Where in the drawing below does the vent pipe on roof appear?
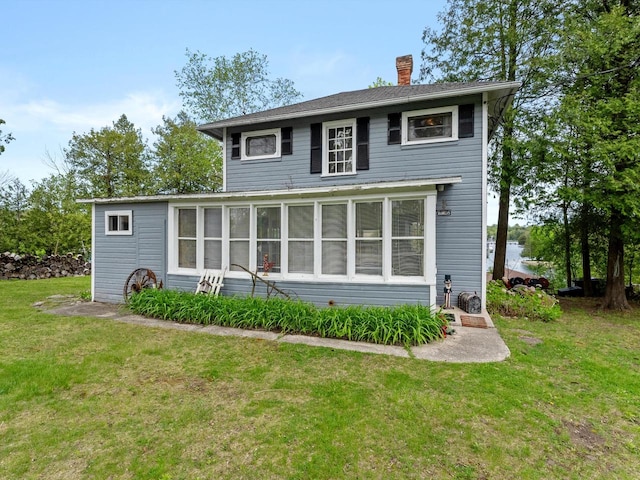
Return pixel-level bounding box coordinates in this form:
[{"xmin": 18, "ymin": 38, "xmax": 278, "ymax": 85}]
[{"xmin": 396, "ymin": 55, "xmax": 413, "ymax": 86}]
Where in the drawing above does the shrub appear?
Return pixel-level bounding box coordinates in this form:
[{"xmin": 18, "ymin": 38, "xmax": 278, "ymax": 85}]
[
  {"xmin": 128, "ymin": 289, "xmax": 447, "ymax": 346},
  {"xmin": 486, "ymin": 280, "xmax": 561, "ymax": 322}
]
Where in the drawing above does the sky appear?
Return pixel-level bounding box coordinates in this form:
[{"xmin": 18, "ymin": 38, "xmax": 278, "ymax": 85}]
[{"xmin": 2, "ymin": 0, "xmax": 502, "ymax": 224}]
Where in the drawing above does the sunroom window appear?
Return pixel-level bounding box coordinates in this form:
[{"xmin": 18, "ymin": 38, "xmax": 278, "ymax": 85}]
[
  {"xmin": 402, "ymin": 106, "xmax": 458, "ymax": 145},
  {"xmin": 178, "ymin": 208, "xmax": 197, "ymax": 269},
  {"xmin": 355, "ymin": 202, "xmax": 383, "ymax": 276},
  {"xmin": 229, "ymin": 207, "xmax": 250, "ymax": 271},
  {"xmin": 256, "ymin": 206, "xmax": 281, "ymax": 273},
  {"xmin": 321, "ymin": 203, "xmax": 348, "ymax": 275},
  {"xmin": 204, "ymin": 207, "xmax": 222, "ymax": 269},
  {"xmin": 288, "ymin": 205, "xmax": 314, "ymax": 274},
  {"xmin": 392, "ymin": 199, "xmax": 424, "ymax": 276}
]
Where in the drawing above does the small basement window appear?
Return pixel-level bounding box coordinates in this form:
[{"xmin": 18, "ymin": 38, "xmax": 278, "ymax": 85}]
[
  {"xmin": 402, "ymin": 106, "xmax": 458, "ymax": 145},
  {"xmin": 241, "ymin": 128, "xmax": 281, "ymax": 160},
  {"xmin": 105, "ymin": 210, "xmax": 132, "ymax": 235}
]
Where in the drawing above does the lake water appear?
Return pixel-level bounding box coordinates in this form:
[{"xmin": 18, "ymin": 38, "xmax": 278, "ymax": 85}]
[{"xmin": 486, "ymin": 241, "xmax": 534, "ymax": 275}]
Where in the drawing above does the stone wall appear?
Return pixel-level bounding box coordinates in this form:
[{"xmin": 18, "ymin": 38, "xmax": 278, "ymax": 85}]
[{"xmin": 0, "ymin": 252, "xmax": 91, "ymax": 280}]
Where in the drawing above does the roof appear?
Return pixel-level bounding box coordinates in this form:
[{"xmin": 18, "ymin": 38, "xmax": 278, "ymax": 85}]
[
  {"xmin": 198, "ymin": 81, "xmax": 520, "ymax": 140},
  {"xmin": 78, "ymin": 176, "xmax": 462, "ymax": 205}
]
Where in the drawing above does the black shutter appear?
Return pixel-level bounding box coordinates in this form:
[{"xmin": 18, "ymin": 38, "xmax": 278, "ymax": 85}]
[
  {"xmin": 281, "ymin": 127, "xmax": 293, "ymax": 155},
  {"xmin": 231, "ymin": 133, "xmax": 241, "ymax": 159},
  {"xmin": 356, "ymin": 117, "xmax": 369, "ymax": 171},
  {"xmin": 458, "ymin": 104, "xmax": 474, "ymax": 138},
  {"xmin": 310, "ymin": 123, "xmax": 322, "ymax": 174},
  {"xmin": 388, "ymin": 113, "xmax": 401, "ymax": 144}
]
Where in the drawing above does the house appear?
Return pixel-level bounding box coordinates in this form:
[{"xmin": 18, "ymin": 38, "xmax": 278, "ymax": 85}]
[{"xmin": 82, "ymin": 56, "xmax": 519, "ymax": 310}]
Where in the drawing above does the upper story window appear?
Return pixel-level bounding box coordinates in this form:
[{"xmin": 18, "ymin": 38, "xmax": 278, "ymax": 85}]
[
  {"xmin": 324, "ymin": 119, "xmax": 356, "ymax": 175},
  {"xmin": 402, "ymin": 106, "xmax": 458, "ymax": 145},
  {"xmin": 241, "ymin": 128, "xmax": 281, "ymax": 160},
  {"xmin": 105, "ymin": 210, "xmax": 132, "ymax": 236}
]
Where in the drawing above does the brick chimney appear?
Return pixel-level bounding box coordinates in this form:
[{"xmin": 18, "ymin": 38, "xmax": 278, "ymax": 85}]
[{"xmin": 396, "ymin": 55, "xmax": 413, "ymax": 86}]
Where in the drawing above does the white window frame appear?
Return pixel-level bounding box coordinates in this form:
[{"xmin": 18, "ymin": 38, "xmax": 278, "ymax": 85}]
[
  {"xmin": 323, "ymin": 119, "xmax": 357, "ymax": 176},
  {"xmin": 402, "ymin": 106, "xmax": 458, "ymax": 145},
  {"xmin": 240, "ymin": 128, "xmax": 281, "ymax": 161},
  {"xmin": 167, "ymin": 192, "xmax": 436, "ymax": 286},
  {"xmin": 104, "ymin": 210, "xmax": 132, "ymax": 236}
]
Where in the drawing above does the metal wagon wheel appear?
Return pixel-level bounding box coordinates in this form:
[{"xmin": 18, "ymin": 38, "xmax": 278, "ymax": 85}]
[{"xmin": 123, "ymin": 268, "xmax": 158, "ymax": 302}]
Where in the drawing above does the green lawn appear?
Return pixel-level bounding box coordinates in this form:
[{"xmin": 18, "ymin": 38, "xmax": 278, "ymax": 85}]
[{"xmin": 1, "ymin": 277, "xmax": 639, "ymax": 479}]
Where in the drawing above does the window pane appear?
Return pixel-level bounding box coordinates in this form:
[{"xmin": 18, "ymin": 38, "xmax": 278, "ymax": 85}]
[
  {"xmin": 178, "ymin": 209, "xmax": 196, "ymax": 237},
  {"xmin": 288, "ymin": 241, "xmax": 314, "ymax": 273},
  {"xmin": 322, "ymin": 241, "xmax": 347, "ymax": 275},
  {"xmin": 288, "ymin": 205, "xmax": 314, "ymax": 238},
  {"xmin": 178, "ymin": 239, "xmax": 196, "ymax": 268},
  {"xmin": 204, "ymin": 208, "xmax": 222, "ymax": 238},
  {"xmin": 230, "ymin": 241, "xmax": 249, "ymax": 270},
  {"xmin": 408, "ymin": 112, "xmax": 452, "ymax": 140},
  {"xmin": 246, "ymin": 134, "xmax": 276, "ymax": 156},
  {"xmin": 108, "ymin": 215, "xmax": 118, "ymax": 232},
  {"xmin": 322, "ymin": 204, "xmax": 347, "ymax": 238},
  {"xmin": 257, "ymin": 206, "xmax": 281, "ymax": 239},
  {"xmin": 119, "ymin": 215, "xmax": 129, "ymax": 231},
  {"xmin": 356, "ymin": 240, "xmax": 382, "ymax": 275},
  {"xmin": 229, "ymin": 207, "xmax": 250, "ymax": 238},
  {"xmin": 392, "ymin": 200, "xmax": 424, "ymax": 237},
  {"xmin": 204, "ymin": 239, "xmax": 222, "ymax": 269},
  {"xmin": 392, "ymin": 239, "xmax": 424, "ymax": 276},
  {"xmin": 356, "ymin": 202, "xmax": 382, "ymax": 237},
  {"xmin": 258, "ymin": 240, "xmax": 280, "ymax": 273}
]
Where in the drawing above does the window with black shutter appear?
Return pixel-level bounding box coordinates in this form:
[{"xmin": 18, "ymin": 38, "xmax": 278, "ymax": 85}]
[
  {"xmin": 231, "ymin": 133, "xmax": 241, "ymax": 159},
  {"xmin": 356, "ymin": 117, "xmax": 369, "ymax": 171},
  {"xmin": 310, "ymin": 123, "xmax": 322, "ymax": 174},
  {"xmin": 281, "ymin": 127, "xmax": 293, "ymax": 155},
  {"xmin": 388, "ymin": 113, "xmax": 401, "ymax": 144},
  {"xmin": 458, "ymin": 104, "xmax": 474, "ymax": 138}
]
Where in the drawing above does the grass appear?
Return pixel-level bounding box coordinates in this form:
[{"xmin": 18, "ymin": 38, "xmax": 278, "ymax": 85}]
[{"xmin": 1, "ymin": 277, "xmax": 639, "ymax": 479}]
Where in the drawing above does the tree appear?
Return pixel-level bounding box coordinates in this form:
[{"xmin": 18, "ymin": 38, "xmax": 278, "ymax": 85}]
[
  {"xmin": 151, "ymin": 111, "xmax": 223, "ymax": 194},
  {"xmin": 369, "ymin": 77, "xmax": 394, "ymax": 88},
  {"xmin": 65, "ymin": 115, "xmax": 151, "ymax": 198},
  {"xmin": 0, "ymin": 177, "xmax": 29, "ymax": 252},
  {"xmin": 421, "ymin": 0, "xmax": 562, "ymax": 281},
  {"xmin": 24, "ymin": 173, "xmax": 91, "ymax": 255},
  {"xmin": 0, "ymin": 118, "xmax": 14, "ymax": 155},
  {"xmin": 175, "ymin": 49, "xmax": 302, "ymax": 123},
  {"xmin": 552, "ymin": 1, "xmax": 640, "ymax": 309}
]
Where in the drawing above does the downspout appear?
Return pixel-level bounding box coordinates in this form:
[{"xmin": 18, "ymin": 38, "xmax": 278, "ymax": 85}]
[
  {"xmin": 222, "ymin": 127, "xmax": 228, "ymax": 192},
  {"xmin": 481, "ymin": 93, "xmax": 489, "ymax": 311}
]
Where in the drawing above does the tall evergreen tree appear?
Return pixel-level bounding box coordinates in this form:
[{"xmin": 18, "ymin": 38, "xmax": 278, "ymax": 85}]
[
  {"xmin": 553, "ymin": 0, "xmax": 640, "ymax": 309},
  {"xmin": 421, "ymin": 0, "xmax": 562, "ymax": 280},
  {"xmin": 65, "ymin": 115, "xmax": 151, "ymax": 198}
]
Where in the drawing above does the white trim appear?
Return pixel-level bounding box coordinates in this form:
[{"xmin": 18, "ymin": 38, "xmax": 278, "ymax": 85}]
[
  {"xmin": 166, "ymin": 192, "xmax": 438, "ymax": 294},
  {"xmin": 80, "ymin": 177, "xmax": 461, "ymax": 204},
  {"xmin": 222, "ymin": 127, "xmax": 227, "ymax": 192},
  {"xmin": 481, "ymin": 93, "xmax": 489, "ymax": 311},
  {"xmin": 240, "ymin": 128, "xmax": 281, "ymax": 161},
  {"xmin": 91, "ymin": 204, "xmax": 96, "ymax": 301},
  {"xmin": 104, "ymin": 210, "xmax": 132, "ymax": 235},
  {"xmin": 322, "ymin": 118, "xmax": 357, "ymax": 176},
  {"xmin": 401, "ymin": 105, "xmax": 458, "ymax": 145}
]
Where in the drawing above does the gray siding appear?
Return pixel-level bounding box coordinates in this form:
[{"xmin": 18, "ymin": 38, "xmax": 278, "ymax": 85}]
[
  {"xmin": 225, "ymin": 94, "xmax": 485, "ymax": 307},
  {"xmin": 94, "ymin": 203, "xmax": 168, "ymax": 303},
  {"xmin": 167, "ymin": 274, "xmax": 431, "ymax": 308}
]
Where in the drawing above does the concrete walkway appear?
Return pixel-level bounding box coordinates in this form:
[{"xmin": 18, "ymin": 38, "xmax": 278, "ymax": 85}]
[{"xmin": 44, "ymin": 299, "xmax": 510, "ymax": 363}]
